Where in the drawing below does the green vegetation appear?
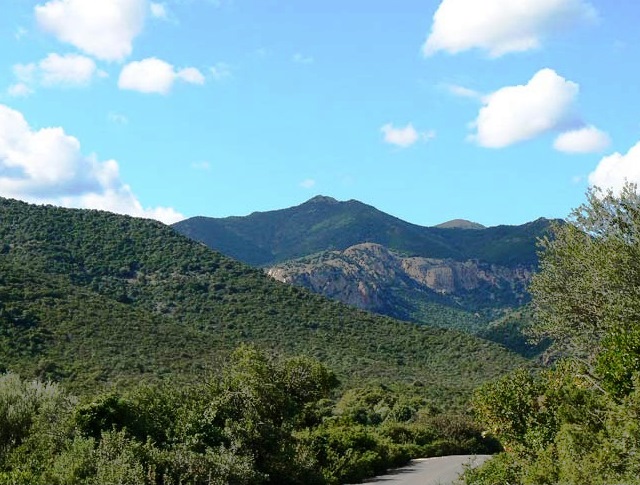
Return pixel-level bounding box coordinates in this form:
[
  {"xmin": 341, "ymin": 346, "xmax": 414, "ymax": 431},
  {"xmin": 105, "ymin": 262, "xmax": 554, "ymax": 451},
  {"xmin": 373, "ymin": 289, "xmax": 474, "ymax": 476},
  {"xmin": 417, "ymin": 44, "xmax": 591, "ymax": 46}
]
[
  {"xmin": 174, "ymin": 196, "xmax": 552, "ymax": 357},
  {"xmin": 0, "ymin": 197, "xmax": 524, "ymax": 404},
  {"xmin": 0, "ymin": 346, "xmax": 500, "ymax": 484},
  {"xmin": 173, "ymin": 195, "xmax": 553, "ymax": 268},
  {"xmin": 464, "ymin": 185, "xmax": 640, "ymax": 484}
]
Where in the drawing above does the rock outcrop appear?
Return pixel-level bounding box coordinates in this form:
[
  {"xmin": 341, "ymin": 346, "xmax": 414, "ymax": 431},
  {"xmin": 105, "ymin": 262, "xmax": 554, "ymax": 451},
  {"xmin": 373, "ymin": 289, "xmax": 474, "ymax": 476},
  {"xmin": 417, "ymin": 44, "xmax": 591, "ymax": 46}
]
[{"xmin": 267, "ymin": 242, "xmax": 532, "ymax": 313}]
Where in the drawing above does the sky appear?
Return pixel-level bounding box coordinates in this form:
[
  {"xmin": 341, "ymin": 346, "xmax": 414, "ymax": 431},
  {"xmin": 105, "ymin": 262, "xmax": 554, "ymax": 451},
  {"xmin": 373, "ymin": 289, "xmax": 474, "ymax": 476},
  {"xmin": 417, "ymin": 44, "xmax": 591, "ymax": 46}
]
[{"xmin": 2, "ymin": 0, "xmax": 640, "ymax": 227}]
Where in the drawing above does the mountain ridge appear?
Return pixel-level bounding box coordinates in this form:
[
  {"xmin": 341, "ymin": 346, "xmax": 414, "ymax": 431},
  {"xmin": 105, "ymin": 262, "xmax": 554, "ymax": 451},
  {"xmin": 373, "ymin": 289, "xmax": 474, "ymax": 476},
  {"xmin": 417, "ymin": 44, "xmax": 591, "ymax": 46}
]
[
  {"xmin": 173, "ymin": 196, "xmax": 556, "ymax": 355},
  {"xmin": 173, "ymin": 195, "xmax": 556, "ymax": 268}
]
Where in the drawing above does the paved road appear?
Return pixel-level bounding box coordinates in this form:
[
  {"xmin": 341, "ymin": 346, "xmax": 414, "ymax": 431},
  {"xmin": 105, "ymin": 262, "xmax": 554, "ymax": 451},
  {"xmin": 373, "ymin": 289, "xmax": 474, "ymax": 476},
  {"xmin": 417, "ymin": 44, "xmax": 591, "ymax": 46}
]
[{"xmin": 354, "ymin": 455, "xmax": 491, "ymax": 485}]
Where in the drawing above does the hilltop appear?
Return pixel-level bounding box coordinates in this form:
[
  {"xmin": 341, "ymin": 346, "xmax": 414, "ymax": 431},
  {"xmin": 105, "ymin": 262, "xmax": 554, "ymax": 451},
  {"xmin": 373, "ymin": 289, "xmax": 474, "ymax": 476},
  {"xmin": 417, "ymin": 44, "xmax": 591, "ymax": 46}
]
[{"xmin": 173, "ymin": 195, "xmax": 553, "ymax": 268}]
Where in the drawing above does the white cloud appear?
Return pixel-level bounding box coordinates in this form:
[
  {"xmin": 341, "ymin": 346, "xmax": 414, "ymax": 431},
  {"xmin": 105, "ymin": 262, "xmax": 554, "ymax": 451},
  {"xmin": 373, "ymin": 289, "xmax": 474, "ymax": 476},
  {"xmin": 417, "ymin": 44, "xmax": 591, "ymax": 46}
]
[
  {"xmin": 39, "ymin": 53, "xmax": 99, "ymax": 86},
  {"xmin": 381, "ymin": 123, "xmax": 434, "ymax": 148},
  {"xmin": 470, "ymin": 68, "xmax": 579, "ymax": 148},
  {"xmin": 9, "ymin": 53, "xmax": 101, "ymax": 94},
  {"xmin": 7, "ymin": 83, "xmax": 33, "ymax": 97},
  {"xmin": 210, "ymin": 62, "xmax": 231, "ymax": 80},
  {"xmin": 0, "ymin": 104, "xmax": 183, "ymax": 224},
  {"xmin": 300, "ymin": 179, "xmax": 316, "ymax": 189},
  {"xmin": 118, "ymin": 58, "xmax": 205, "ymax": 94},
  {"xmin": 554, "ymin": 125, "xmax": 610, "ymax": 154},
  {"xmin": 177, "ymin": 67, "xmax": 205, "ymax": 84},
  {"xmin": 150, "ymin": 2, "xmax": 167, "ymax": 19},
  {"xmin": 35, "ymin": 0, "xmax": 147, "ymax": 61},
  {"xmin": 589, "ymin": 142, "xmax": 640, "ymax": 194},
  {"xmin": 423, "ymin": 0, "xmax": 597, "ymax": 57}
]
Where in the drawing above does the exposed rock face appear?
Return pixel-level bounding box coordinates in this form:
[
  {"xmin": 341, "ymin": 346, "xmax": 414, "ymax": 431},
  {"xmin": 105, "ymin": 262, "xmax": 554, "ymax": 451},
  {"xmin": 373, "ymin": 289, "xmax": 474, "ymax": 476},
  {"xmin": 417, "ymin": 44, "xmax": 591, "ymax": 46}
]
[{"xmin": 267, "ymin": 243, "xmax": 532, "ymax": 312}]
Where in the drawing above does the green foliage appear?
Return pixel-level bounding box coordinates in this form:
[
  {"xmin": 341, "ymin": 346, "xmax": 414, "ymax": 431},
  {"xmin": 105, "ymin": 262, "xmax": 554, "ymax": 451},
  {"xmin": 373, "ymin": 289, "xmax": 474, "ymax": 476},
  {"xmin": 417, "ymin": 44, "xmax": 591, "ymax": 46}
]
[
  {"xmin": 530, "ymin": 185, "xmax": 640, "ymax": 357},
  {"xmin": 0, "ymin": 348, "xmax": 497, "ymax": 485},
  {"xmin": 466, "ymin": 185, "xmax": 640, "ymax": 485},
  {"xmin": 173, "ymin": 195, "xmax": 552, "ymax": 268},
  {"xmin": 175, "ymin": 197, "xmax": 551, "ymax": 355},
  {"xmin": 0, "ymin": 197, "xmax": 525, "ymax": 407}
]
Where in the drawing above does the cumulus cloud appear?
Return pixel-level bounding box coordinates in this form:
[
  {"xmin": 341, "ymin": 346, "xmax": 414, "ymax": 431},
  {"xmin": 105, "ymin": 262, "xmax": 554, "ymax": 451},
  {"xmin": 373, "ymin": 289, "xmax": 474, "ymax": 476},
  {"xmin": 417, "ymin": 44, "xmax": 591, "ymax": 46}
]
[
  {"xmin": 382, "ymin": 124, "xmax": 419, "ymax": 148},
  {"xmin": 35, "ymin": 0, "xmax": 147, "ymax": 61},
  {"xmin": 118, "ymin": 58, "xmax": 205, "ymax": 94},
  {"xmin": 0, "ymin": 104, "xmax": 183, "ymax": 224},
  {"xmin": 300, "ymin": 179, "xmax": 316, "ymax": 189},
  {"xmin": 470, "ymin": 68, "xmax": 579, "ymax": 148},
  {"xmin": 9, "ymin": 53, "xmax": 102, "ymax": 95},
  {"xmin": 554, "ymin": 125, "xmax": 610, "ymax": 154},
  {"xmin": 39, "ymin": 53, "xmax": 100, "ymax": 86},
  {"xmin": 423, "ymin": 0, "xmax": 597, "ymax": 57},
  {"xmin": 381, "ymin": 123, "xmax": 434, "ymax": 148},
  {"xmin": 589, "ymin": 142, "xmax": 640, "ymax": 194},
  {"xmin": 177, "ymin": 67, "xmax": 205, "ymax": 84}
]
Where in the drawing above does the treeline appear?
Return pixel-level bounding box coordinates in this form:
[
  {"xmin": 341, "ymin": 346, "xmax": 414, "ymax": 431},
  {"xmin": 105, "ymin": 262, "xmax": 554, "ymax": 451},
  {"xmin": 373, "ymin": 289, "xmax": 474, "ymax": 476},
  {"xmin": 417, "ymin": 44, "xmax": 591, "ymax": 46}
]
[
  {"xmin": 0, "ymin": 345, "xmax": 499, "ymax": 485},
  {"xmin": 464, "ymin": 186, "xmax": 640, "ymax": 485}
]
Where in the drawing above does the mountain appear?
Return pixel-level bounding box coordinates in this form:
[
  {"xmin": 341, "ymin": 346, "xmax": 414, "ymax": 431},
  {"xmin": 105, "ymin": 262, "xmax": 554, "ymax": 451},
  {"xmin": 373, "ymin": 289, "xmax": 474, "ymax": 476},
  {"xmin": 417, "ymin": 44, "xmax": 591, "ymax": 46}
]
[
  {"xmin": 434, "ymin": 219, "xmax": 486, "ymax": 230},
  {"xmin": 173, "ymin": 196, "xmax": 555, "ymax": 354},
  {"xmin": 0, "ymin": 197, "xmax": 525, "ymax": 405},
  {"xmin": 173, "ymin": 195, "xmax": 553, "ymax": 268}
]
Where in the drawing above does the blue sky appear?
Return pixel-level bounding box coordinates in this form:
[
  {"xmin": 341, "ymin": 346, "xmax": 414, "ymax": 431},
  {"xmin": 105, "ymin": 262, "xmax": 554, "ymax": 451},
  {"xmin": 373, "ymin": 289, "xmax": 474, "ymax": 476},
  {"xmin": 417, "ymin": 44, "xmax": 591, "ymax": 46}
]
[{"xmin": 1, "ymin": 0, "xmax": 640, "ymax": 227}]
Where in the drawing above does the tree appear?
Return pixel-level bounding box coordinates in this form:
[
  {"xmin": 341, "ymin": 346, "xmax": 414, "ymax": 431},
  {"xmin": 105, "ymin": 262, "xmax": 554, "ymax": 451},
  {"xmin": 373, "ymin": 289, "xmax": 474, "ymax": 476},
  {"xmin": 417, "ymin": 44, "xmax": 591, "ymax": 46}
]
[
  {"xmin": 466, "ymin": 185, "xmax": 640, "ymax": 484},
  {"xmin": 530, "ymin": 183, "xmax": 640, "ymax": 363}
]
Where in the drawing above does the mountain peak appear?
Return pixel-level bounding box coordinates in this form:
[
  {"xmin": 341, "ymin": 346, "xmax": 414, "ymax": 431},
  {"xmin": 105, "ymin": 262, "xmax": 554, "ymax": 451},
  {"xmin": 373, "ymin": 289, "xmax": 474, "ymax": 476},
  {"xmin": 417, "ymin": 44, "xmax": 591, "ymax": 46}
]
[
  {"xmin": 434, "ymin": 219, "xmax": 486, "ymax": 230},
  {"xmin": 306, "ymin": 195, "xmax": 339, "ymax": 204}
]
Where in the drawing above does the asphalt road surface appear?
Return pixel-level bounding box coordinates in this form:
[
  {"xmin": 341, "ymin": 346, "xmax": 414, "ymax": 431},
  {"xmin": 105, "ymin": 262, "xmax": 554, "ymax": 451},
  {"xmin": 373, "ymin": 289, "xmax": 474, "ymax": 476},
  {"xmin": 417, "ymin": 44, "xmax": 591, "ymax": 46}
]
[{"xmin": 354, "ymin": 455, "xmax": 492, "ymax": 485}]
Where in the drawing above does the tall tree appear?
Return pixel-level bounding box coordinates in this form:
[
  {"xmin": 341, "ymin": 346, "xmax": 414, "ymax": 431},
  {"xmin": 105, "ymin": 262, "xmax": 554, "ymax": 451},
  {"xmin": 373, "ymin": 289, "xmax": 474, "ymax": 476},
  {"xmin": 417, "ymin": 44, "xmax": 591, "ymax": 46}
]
[{"xmin": 530, "ymin": 183, "xmax": 640, "ymax": 363}]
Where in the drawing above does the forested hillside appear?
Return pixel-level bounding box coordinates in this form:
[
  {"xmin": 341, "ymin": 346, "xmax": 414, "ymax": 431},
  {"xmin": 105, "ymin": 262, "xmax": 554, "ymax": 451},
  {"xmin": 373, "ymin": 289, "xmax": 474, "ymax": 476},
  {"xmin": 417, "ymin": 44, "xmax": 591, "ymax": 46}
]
[
  {"xmin": 173, "ymin": 195, "xmax": 553, "ymax": 267},
  {"xmin": 0, "ymin": 197, "xmax": 524, "ymax": 400},
  {"xmin": 0, "ymin": 197, "xmax": 525, "ymax": 484},
  {"xmin": 174, "ymin": 195, "xmax": 553, "ymax": 355}
]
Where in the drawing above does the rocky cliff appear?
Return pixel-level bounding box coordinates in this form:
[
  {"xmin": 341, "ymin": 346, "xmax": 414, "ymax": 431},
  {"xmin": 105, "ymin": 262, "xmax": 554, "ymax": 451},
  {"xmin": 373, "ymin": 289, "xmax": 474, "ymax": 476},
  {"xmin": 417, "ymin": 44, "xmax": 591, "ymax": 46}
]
[{"xmin": 267, "ymin": 242, "xmax": 532, "ymax": 316}]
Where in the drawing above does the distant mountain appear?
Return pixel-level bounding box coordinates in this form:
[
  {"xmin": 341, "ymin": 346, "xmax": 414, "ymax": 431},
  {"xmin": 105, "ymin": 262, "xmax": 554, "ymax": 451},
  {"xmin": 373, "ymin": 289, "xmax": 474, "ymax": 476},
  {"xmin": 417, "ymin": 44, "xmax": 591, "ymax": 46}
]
[
  {"xmin": 0, "ymin": 198, "xmax": 525, "ymax": 405},
  {"xmin": 173, "ymin": 196, "xmax": 556, "ymax": 355},
  {"xmin": 434, "ymin": 219, "xmax": 486, "ymax": 230},
  {"xmin": 173, "ymin": 195, "xmax": 554, "ymax": 268}
]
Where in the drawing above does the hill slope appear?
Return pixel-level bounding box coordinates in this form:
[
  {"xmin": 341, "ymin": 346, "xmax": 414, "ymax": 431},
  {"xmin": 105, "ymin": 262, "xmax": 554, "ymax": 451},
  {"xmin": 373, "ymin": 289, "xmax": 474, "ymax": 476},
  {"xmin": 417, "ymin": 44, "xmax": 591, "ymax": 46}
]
[
  {"xmin": 0, "ymin": 198, "xmax": 525, "ymax": 404},
  {"xmin": 173, "ymin": 196, "xmax": 554, "ymax": 354}
]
